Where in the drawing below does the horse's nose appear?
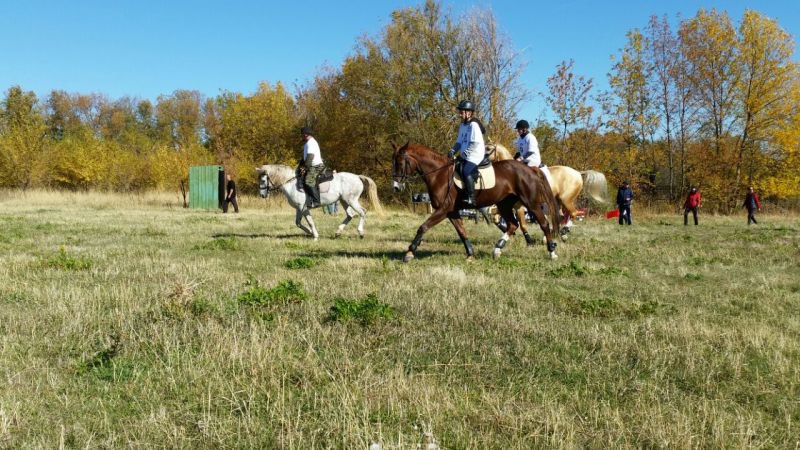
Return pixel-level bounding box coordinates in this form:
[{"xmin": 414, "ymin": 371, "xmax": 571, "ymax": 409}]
[{"xmin": 392, "ymin": 181, "xmax": 402, "ymax": 192}]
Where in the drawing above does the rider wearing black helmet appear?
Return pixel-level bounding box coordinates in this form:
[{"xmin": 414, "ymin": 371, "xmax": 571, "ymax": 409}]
[
  {"xmin": 513, "ymin": 119, "xmax": 541, "ymax": 168},
  {"xmin": 448, "ymin": 100, "xmax": 485, "ymax": 207},
  {"xmin": 300, "ymin": 127, "xmax": 325, "ymax": 208}
]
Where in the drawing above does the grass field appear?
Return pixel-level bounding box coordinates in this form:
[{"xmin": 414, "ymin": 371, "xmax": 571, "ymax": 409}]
[{"xmin": 0, "ymin": 190, "xmax": 798, "ymax": 449}]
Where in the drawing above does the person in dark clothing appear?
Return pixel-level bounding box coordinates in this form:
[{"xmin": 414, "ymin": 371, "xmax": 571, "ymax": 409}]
[
  {"xmin": 223, "ymin": 174, "xmax": 239, "ymax": 213},
  {"xmin": 683, "ymin": 186, "xmax": 701, "ymax": 225},
  {"xmin": 616, "ymin": 181, "xmax": 633, "ymax": 225},
  {"xmin": 743, "ymin": 186, "xmax": 761, "ymax": 225}
]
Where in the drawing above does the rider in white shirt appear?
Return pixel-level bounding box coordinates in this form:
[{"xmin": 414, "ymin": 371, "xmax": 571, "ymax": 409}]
[
  {"xmin": 513, "ymin": 120, "xmax": 541, "ymax": 167},
  {"xmin": 448, "ymin": 100, "xmax": 485, "ymax": 207},
  {"xmin": 300, "ymin": 127, "xmax": 325, "ymax": 207}
]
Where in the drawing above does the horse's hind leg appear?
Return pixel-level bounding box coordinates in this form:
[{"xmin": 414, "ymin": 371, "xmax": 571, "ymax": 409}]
[
  {"xmin": 344, "ymin": 198, "xmax": 368, "ymax": 239},
  {"xmin": 335, "ymin": 199, "xmax": 354, "ymax": 238},
  {"xmin": 515, "ymin": 203, "xmax": 536, "ymax": 246}
]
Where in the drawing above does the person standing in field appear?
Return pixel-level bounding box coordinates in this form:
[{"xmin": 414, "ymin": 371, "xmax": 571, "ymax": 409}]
[
  {"xmin": 616, "ymin": 180, "xmax": 633, "ymax": 225},
  {"xmin": 683, "ymin": 185, "xmax": 701, "ymax": 225},
  {"xmin": 743, "ymin": 186, "xmax": 761, "ymax": 225},
  {"xmin": 223, "ymin": 173, "xmax": 239, "ymax": 213}
]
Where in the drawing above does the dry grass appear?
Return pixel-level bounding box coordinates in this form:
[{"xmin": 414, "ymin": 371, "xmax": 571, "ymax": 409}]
[{"xmin": 0, "ymin": 190, "xmax": 798, "ymax": 448}]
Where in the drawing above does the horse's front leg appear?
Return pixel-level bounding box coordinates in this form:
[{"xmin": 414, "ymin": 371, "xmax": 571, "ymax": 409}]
[
  {"xmin": 303, "ymin": 210, "xmax": 320, "ymax": 241},
  {"xmin": 404, "ymin": 209, "xmax": 449, "ymax": 263},
  {"xmin": 295, "ymin": 209, "xmax": 314, "ymax": 238},
  {"xmin": 448, "ymin": 213, "xmax": 474, "ymax": 261}
]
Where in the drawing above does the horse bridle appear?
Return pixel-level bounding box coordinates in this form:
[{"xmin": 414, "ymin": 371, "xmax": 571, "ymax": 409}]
[
  {"xmin": 393, "ymin": 152, "xmax": 454, "ymax": 184},
  {"xmin": 259, "ymin": 172, "xmax": 297, "ymax": 194}
]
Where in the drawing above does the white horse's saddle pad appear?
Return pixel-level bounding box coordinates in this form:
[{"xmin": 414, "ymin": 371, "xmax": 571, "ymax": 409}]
[
  {"xmin": 454, "ymin": 166, "xmax": 496, "ymax": 190},
  {"xmin": 319, "ymin": 180, "xmax": 331, "ymax": 193}
]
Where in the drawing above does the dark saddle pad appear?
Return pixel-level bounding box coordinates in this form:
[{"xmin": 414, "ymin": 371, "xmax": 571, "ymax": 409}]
[{"xmin": 317, "ymin": 167, "xmax": 335, "ymax": 184}]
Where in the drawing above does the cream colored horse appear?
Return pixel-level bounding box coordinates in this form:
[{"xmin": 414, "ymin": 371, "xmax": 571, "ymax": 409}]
[{"xmin": 488, "ymin": 144, "xmax": 609, "ymax": 242}]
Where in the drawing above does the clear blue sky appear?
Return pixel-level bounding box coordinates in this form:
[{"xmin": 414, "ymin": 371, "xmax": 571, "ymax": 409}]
[{"xmin": 1, "ymin": 0, "xmax": 798, "ymax": 123}]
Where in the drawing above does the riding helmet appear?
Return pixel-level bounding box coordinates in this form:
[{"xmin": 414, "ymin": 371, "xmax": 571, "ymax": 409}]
[
  {"xmin": 456, "ymin": 100, "xmax": 475, "ymax": 111},
  {"xmin": 515, "ymin": 120, "xmax": 530, "ymax": 130},
  {"xmin": 300, "ymin": 126, "xmax": 313, "ymax": 135}
]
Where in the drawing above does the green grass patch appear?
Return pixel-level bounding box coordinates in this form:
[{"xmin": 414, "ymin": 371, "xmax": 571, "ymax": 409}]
[
  {"xmin": 549, "ymin": 260, "xmax": 590, "ymax": 277},
  {"xmin": 42, "ymin": 247, "xmax": 93, "ymax": 270},
  {"xmin": 237, "ymin": 277, "xmax": 308, "ymax": 306},
  {"xmin": 285, "ymin": 256, "xmax": 318, "ymax": 269},
  {"xmin": 328, "ymin": 292, "xmax": 396, "ymax": 326}
]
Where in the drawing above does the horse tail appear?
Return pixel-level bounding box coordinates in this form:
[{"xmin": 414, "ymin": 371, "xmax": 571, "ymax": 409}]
[
  {"xmin": 581, "ymin": 170, "xmax": 611, "ymax": 204},
  {"xmin": 542, "ymin": 175, "xmax": 561, "ymax": 238},
  {"xmin": 358, "ymin": 175, "xmax": 386, "ymax": 218}
]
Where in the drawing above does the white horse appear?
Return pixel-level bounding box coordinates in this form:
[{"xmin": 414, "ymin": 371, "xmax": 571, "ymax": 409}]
[{"xmin": 256, "ymin": 164, "xmax": 384, "ymax": 240}]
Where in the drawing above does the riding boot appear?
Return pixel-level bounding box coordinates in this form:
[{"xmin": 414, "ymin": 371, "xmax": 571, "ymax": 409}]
[
  {"xmin": 307, "ymin": 185, "xmax": 320, "ymax": 208},
  {"xmin": 462, "ymin": 173, "xmax": 476, "ymax": 207}
]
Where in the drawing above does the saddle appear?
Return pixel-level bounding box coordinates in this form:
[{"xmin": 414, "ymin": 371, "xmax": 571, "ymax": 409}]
[
  {"xmin": 454, "ymin": 155, "xmax": 496, "ymax": 190},
  {"xmin": 300, "ymin": 166, "xmax": 335, "ymax": 194}
]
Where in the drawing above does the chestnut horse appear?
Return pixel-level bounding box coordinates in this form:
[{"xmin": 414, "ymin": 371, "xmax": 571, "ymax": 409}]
[
  {"xmin": 392, "ymin": 142, "xmax": 560, "ymax": 262},
  {"xmin": 488, "ymin": 143, "xmax": 610, "ymax": 242}
]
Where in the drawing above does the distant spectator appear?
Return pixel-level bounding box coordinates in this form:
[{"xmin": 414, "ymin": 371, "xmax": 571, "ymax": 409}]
[
  {"xmin": 743, "ymin": 186, "xmax": 761, "ymax": 225},
  {"xmin": 223, "ymin": 174, "xmax": 239, "ymax": 213},
  {"xmin": 616, "ymin": 180, "xmax": 633, "ymax": 225},
  {"xmin": 683, "ymin": 186, "xmax": 701, "ymax": 226}
]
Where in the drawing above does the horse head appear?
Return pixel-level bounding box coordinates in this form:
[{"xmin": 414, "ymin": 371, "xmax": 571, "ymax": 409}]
[
  {"xmin": 391, "ymin": 141, "xmax": 413, "ymax": 192},
  {"xmin": 255, "ymin": 166, "xmax": 269, "ymax": 198}
]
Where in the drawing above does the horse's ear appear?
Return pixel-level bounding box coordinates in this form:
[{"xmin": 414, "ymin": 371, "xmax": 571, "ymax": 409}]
[{"xmin": 389, "ymin": 140, "xmax": 398, "ymax": 152}]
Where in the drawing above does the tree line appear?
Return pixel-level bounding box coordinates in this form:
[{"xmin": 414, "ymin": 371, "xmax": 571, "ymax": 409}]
[{"xmin": 1, "ymin": 1, "xmax": 798, "ymax": 211}]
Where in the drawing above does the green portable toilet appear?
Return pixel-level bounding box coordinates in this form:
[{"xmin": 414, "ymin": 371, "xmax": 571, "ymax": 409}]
[{"xmin": 189, "ymin": 165, "xmax": 225, "ymax": 209}]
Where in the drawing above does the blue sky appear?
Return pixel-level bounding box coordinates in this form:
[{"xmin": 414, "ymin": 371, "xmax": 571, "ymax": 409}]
[{"xmin": 1, "ymin": 0, "xmax": 798, "ymax": 123}]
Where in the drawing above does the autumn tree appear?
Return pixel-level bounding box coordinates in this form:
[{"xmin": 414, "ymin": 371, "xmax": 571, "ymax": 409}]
[
  {"xmin": 0, "ymin": 86, "xmax": 48, "ymax": 189},
  {"xmin": 545, "ymin": 59, "xmax": 594, "ymax": 145}
]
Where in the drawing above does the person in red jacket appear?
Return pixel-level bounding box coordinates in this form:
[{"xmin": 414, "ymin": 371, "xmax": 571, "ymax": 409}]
[
  {"xmin": 743, "ymin": 186, "xmax": 761, "ymax": 225},
  {"xmin": 683, "ymin": 186, "xmax": 701, "ymax": 225}
]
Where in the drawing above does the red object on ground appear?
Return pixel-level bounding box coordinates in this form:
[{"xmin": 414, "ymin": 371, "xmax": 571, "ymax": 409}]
[{"xmin": 606, "ymin": 209, "xmax": 620, "ymax": 219}]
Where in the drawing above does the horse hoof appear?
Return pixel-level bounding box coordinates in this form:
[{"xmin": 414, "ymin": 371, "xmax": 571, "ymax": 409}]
[
  {"xmin": 403, "ymin": 252, "xmax": 415, "ymax": 263},
  {"xmin": 492, "ymin": 249, "xmax": 502, "ymax": 259},
  {"xmin": 466, "ymin": 255, "xmax": 475, "ymax": 262},
  {"xmin": 359, "ymin": 234, "xmax": 365, "ymax": 239},
  {"xmin": 334, "ymin": 232, "xmax": 341, "ymax": 239},
  {"xmin": 549, "ymin": 253, "xmax": 558, "ymax": 260},
  {"xmin": 561, "ymin": 234, "xmax": 569, "ymax": 242}
]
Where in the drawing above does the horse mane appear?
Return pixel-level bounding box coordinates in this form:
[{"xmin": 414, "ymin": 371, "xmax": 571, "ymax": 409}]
[
  {"xmin": 404, "ymin": 142, "xmax": 449, "ymax": 163},
  {"xmin": 258, "ymin": 164, "xmax": 295, "ymax": 186},
  {"xmin": 489, "ymin": 143, "xmax": 514, "ymax": 161}
]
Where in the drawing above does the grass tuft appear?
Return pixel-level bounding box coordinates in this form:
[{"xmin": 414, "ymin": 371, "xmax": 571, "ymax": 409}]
[
  {"xmin": 328, "ymin": 292, "xmax": 396, "ymax": 326},
  {"xmin": 42, "ymin": 247, "xmax": 93, "ymax": 270},
  {"xmin": 237, "ymin": 277, "xmax": 308, "ymax": 306},
  {"xmin": 285, "ymin": 256, "xmax": 318, "ymax": 269}
]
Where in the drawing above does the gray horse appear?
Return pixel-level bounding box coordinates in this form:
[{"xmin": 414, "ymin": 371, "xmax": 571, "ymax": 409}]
[{"xmin": 256, "ymin": 164, "xmax": 384, "ymax": 240}]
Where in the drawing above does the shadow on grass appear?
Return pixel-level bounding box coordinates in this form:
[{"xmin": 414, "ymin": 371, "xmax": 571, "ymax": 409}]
[{"xmin": 211, "ymin": 232, "xmax": 303, "ymax": 239}]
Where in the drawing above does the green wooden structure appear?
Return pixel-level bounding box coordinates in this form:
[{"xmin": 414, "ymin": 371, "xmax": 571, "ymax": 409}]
[{"xmin": 189, "ymin": 165, "xmax": 225, "ymax": 209}]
